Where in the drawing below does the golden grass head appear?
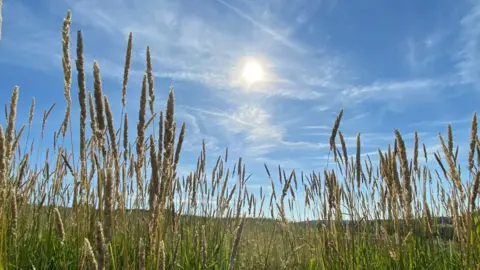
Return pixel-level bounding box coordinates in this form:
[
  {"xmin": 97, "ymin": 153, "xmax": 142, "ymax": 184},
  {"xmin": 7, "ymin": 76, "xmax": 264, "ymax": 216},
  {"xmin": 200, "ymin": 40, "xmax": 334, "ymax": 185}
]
[{"xmin": 329, "ymin": 109, "xmax": 343, "ymax": 151}]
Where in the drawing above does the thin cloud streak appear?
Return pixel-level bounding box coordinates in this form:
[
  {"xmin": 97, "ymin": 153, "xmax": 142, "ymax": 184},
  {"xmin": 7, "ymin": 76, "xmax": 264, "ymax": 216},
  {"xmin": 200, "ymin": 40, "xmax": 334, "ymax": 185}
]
[
  {"xmin": 457, "ymin": 0, "xmax": 480, "ymax": 86},
  {"xmin": 214, "ymin": 0, "xmax": 308, "ymax": 54}
]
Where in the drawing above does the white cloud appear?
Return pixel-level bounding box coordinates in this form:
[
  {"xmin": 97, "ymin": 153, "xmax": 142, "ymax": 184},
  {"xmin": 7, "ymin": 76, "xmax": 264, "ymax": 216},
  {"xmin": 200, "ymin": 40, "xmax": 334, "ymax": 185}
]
[
  {"xmin": 184, "ymin": 105, "xmax": 328, "ymax": 161},
  {"xmin": 404, "ymin": 30, "xmax": 447, "ymax": 74},
  {"xmin": 341, "ymin": 77, "xmax": 461, "ymax": 104},
  {"xmin": 214, "ymin": 0, "xmax": 307, "ymax": 54},
  {"xmin": 405, "ymin": 38, "xmax": 423, "ymax": 72},
  {"xmin": 301, "ymin": 125, "xmax": 331, "ymax": 130},
  {"xmin": 175, "ymin": 108, "xmax": 223, "ymax": 155},
  {"xmin": 224, "ymin": 105, "xmax": 284, "ymax": 142},
  {"xmin": 313, "ymin": 105, "xmax": 330, "ymax": 112},
  {"xmin": 457, "ymin": 1, "xmax": 480, "ymax": 85},
  {"xmin": 0, "ymin": 1, "xmax": 61, "ymax": 69},
  {"xmin": 185, "ymin": 105, "xmax": 283, "ymax": 144},
  {"xmin": 408, "ymin": 117, "xmax": 473, "ymax": 128}
]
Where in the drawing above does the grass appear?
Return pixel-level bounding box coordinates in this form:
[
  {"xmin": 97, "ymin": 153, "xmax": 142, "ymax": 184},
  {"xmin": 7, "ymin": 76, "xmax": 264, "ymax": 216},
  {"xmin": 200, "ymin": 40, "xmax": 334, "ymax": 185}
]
[{"xmin": 1, "ymin": 10, "xmax": 480, "ymax": 269}]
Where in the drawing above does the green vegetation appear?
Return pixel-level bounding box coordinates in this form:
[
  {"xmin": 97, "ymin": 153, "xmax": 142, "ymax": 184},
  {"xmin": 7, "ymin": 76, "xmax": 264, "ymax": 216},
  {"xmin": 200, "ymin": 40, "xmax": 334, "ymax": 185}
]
[{"xmin": 1, "ymin": 11, "xmax": 480, "ymax": 269}]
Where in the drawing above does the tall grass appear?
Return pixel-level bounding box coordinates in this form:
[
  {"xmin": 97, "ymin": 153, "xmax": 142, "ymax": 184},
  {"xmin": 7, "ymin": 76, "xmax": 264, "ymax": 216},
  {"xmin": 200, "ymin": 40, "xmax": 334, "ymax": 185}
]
[{"xmin": 1, "ymin": 11, "xmax": 480, "ymax": 269}]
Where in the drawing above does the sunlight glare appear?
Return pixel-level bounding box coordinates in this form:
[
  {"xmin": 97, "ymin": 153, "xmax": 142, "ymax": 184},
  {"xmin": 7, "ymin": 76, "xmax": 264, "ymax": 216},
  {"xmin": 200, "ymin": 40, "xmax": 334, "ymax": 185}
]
[{"xmin": 241, "ymin": 60, "xmax": 265, "ymax": 84}]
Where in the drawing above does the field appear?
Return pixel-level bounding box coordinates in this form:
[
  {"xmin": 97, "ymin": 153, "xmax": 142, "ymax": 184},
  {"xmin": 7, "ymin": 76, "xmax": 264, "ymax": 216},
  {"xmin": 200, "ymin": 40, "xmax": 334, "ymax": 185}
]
[{"xmin": 1, "ymin": 11, "xmax": 480, "ymax": 269}]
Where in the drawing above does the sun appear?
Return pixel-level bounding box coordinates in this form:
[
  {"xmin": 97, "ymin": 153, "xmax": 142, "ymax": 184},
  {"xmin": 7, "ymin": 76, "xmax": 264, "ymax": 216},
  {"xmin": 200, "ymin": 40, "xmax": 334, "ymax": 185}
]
[{"xmin": 241, "ymin": 60, "xmax": 265, "ymax": 84}]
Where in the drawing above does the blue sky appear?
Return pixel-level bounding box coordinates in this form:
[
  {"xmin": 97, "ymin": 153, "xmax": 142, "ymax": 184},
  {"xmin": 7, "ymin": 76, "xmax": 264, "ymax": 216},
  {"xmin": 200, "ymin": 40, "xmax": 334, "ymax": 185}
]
[{"xmin": 1, "ymin": 0, "xmax": 480, "ymax": 196}]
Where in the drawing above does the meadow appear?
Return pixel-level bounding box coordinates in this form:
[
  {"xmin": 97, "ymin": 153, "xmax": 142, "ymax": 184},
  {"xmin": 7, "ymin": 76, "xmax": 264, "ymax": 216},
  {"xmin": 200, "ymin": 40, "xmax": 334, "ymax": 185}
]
[{"xmin": 1, "ymin": 11, "xmax": 480, "ymax": 269}]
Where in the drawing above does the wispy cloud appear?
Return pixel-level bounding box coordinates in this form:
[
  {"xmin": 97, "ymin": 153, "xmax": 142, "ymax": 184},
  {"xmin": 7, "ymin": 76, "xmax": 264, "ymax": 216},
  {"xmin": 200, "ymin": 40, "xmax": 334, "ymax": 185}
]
[
  {"xmin": 409, "ymin": 117, "xmax": 472, "ymax": 128},
  {"xmin": 341, "ymin": 77, "xmax": 460, "ymax": 103},
  {"xmin": 5, "ymin": 0, "xmax": 350, "ymax": 102},
  {"xmin": 183, "ymin": 105, "xmax": 328, "ymax": 159},
  {"xmin": 214, "ymin": 0, "xmax": 307, "ymax": 54},
  {"xmin": 2, "ymin": 0, "xmax": 479, "ymax": 180},
  {"xmin": 301, "ymin": 125, "xmax": 331, "ymax": 130},
  {"xmin": 0, "ymin": 1, "xmax": 61, "ymax": 70},
  {"xmin": 404, "ymin": 30, "xmax": 448, "ymax": 74},
  {"xmin": 458, "ymin": 0, "xmax": 480, "ymax": 85}
]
